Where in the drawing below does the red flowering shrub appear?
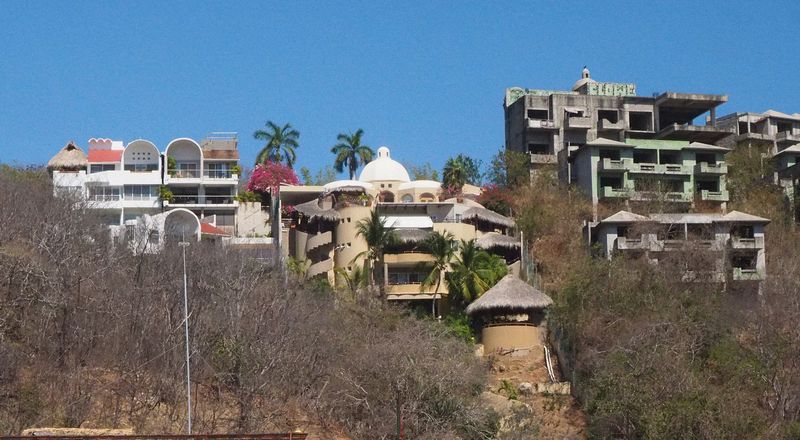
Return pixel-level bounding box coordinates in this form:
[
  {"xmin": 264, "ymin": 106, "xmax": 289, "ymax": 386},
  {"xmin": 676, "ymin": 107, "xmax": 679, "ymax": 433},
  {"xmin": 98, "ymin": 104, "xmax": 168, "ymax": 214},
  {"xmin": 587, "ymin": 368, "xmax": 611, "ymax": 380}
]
[
  {"xmin": 247, "ymin": 161, "xmax": 300, "ymax": 194},
  {"xmin": 477, "ymin": 183, "xmax": 514, "ymax": 215}
]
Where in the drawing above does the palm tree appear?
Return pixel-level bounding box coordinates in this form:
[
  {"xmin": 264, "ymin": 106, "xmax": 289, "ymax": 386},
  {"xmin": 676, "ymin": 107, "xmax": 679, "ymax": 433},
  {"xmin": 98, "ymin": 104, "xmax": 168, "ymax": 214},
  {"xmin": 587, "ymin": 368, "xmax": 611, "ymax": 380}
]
[
  {"xmin": 419, "ymin": 231, "xmax": 456, "ymax": 318},
  {"xmin": 442, "ymin": 158, "xmax": 467, "ymax": 193},
  {"xmin": 354, "ymin": 209, "xmax": 398, "ymax": 300},
  {"xmin": 331, "ymin": 129, "xmax": 374, "ymax": 179},
  {"xmin": 446, "ymin": 239, "xmax": 508, "ymax": 306},
  {"xmin": 253, "ymin": 121, "xmax": 300, "ymax": 167},
  {"xmin": 334, "ymin": 265, "xmax": 369, "ymax": 300}
]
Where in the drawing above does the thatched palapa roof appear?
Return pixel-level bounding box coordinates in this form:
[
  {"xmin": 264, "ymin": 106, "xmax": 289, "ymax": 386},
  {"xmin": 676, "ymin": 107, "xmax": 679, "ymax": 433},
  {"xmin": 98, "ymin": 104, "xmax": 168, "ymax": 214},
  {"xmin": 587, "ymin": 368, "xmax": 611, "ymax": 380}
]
[
  {"xmin": 476, "ymin": 232, "xmax": 520, "ymax": 250},
  {"xmin": 47, "ymin": 141, "xmax": 87, "ymax": 171},
  {"xmin": 294, "ymin": 199, "xmax": 340, "ymax": 222},
  {"xmin": 462, "ymin": 207, "xmax": 515, "ymax": 228},
  {"xmin": 465, "ymin": 275, "xmax": 553, "ymax": 316}
]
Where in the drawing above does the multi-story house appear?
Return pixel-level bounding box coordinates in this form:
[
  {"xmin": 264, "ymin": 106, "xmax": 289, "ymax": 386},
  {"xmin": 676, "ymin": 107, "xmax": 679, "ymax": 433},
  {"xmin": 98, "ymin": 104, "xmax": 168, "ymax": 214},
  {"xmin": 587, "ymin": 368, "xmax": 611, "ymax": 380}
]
[
  {"xmin": 504, "ymin": 68, "xmax": 731, "ymax": 176},
  {"xmin": 279, "ymin": 147, "xmax": 520, "ymax": 304},
  {"xmin": 588, "ymin": 210, "xmax": 769, "ymax": 282},
  {"xmin": 48, "ymin": 134, "xmax": 248, "ymax": 239},
  {"xmin": 570, "ymin": 138, "xmax": 730, "ymax": 213}
]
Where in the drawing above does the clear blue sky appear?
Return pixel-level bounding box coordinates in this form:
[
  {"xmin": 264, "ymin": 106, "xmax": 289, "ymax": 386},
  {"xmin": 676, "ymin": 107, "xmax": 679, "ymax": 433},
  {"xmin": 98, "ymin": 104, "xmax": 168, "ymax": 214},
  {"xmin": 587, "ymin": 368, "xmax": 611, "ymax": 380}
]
[{"xmin": 1, "ymin": 1, "xmax": 799, "ymax": 177}]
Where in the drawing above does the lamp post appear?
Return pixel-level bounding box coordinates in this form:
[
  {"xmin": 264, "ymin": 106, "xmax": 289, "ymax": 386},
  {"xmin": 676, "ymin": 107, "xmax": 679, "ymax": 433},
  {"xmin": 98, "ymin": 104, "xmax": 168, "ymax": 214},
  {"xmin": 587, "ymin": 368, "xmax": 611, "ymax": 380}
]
[{"xmin": 178, "ymin": 234, "xmax": 192, "ymax": 434}]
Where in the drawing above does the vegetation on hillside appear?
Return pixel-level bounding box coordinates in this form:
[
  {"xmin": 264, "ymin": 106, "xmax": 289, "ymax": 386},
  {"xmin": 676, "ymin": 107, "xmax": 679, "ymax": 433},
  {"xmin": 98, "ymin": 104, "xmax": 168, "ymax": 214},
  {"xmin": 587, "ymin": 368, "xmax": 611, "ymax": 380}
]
[{"xmin": 0, "ymin": 168, "xmax": 500, "ymax": 439}]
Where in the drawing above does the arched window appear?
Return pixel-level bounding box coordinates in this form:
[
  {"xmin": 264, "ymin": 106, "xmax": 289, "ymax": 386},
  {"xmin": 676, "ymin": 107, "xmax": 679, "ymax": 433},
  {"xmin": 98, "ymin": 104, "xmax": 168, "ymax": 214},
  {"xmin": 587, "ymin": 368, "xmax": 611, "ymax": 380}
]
[
  {"xmin": 419, "ymin": 192, "xmax": 435, "ymax": 202},
  {"xmin": 379, "ymin": 191, "xmax": 395, "ymax": 203},
  {"xmin": 401, "ymin": 194, "xmax": 414, "ymax": 203}
]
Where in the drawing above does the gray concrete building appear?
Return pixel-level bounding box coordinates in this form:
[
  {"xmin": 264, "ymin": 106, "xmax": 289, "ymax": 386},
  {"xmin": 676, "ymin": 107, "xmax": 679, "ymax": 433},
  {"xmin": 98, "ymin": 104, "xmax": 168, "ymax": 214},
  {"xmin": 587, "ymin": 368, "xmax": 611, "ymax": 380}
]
[{"xmin": 503, "ymin": 68, "xmax": 731, "ymax": 178}]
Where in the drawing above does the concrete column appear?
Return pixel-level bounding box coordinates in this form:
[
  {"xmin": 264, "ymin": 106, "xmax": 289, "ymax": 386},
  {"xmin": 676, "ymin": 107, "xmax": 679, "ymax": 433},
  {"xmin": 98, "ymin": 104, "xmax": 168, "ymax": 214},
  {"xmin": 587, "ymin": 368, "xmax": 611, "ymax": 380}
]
[
  {"xmin": 383, "ymin": 262, "xmax": 389, "ymax": 286},
  {"xmin": 710, "ymin": 108, "xmax": 716, "ymax": 126}
]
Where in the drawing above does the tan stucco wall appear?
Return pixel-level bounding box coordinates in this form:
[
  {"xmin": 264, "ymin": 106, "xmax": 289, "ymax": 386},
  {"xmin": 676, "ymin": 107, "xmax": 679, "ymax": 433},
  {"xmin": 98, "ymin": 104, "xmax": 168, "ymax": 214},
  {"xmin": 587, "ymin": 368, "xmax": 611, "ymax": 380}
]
[
  {"xmin": 481, "ymin": 324, "xmax": 543, "ymax": 354},
  {"xmin": 334, "ymin": 205, "xmax": 371, "ymax": 269},
  {"xmin": 236, "ymin": 202, "xmax": 269, "ymax": 236},
  {"xmin": 434, "ymin": 222, "xmax": 477, "ymax": 241}
]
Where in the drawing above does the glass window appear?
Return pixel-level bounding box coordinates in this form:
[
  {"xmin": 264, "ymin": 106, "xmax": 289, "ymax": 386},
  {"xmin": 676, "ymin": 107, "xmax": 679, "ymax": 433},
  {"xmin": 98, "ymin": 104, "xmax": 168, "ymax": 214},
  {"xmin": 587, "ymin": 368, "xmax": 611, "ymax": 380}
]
[
  {"xmin": 88, "ymin": 186, "xmax": 120, "ymax": 201},
  {"xmin": 90, "ymin": 164, "xmax": 116, "ymax": 173},
  {"xmin": 124, "ymin": 185, "xmax": 157, "ymax": 200}
]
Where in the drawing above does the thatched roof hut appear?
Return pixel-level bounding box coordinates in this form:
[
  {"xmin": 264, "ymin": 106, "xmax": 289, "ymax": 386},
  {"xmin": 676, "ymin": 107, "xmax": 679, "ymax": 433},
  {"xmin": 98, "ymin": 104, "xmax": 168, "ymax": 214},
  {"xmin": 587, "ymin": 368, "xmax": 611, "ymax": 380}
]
[
  {"xmin": 462, "ymin": 207, "xmax": 515, "ymax": 228},
  {"xmin": 476, "ymin": 232, "xmax": 520, "ymax": 250},
  {"xmin": 47, "ymin": 141, "xmax": 87, "ymax": 171},
  {"xmin": 465, "ymin": 274, "xmax": 552, "ymax": 316},
  {"xmin": 294, "ymin": 199, "xmax": 340, "ymax": 222}
]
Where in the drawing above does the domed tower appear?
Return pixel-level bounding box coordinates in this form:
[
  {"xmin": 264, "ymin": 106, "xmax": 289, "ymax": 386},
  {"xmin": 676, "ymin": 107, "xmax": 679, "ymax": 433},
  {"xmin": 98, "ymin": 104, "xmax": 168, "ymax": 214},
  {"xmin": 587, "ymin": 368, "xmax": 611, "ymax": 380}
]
[
  {"xmin": 571, "ymin": 65, "xmax": 597, "ymax": 93},
  {"xmin": 358, "ymin": 146, "xmax": 411, "ymax": 202}
]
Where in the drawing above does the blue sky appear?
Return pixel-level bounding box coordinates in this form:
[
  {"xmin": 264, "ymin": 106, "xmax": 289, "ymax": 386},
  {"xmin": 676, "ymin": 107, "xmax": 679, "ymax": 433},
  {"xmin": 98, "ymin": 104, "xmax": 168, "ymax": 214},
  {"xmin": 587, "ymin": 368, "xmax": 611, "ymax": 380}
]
[{"xmin": 1, "ymin": 1, "xmax": 799, "ymax": 178}]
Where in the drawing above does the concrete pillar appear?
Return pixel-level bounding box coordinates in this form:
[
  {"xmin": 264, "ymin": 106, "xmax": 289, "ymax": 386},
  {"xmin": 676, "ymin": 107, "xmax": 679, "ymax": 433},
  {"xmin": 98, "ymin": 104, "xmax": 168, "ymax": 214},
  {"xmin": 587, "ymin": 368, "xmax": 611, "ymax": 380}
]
[{"xmin": 710, "ymin": 107, "xmax": 716, "ymax": 126}]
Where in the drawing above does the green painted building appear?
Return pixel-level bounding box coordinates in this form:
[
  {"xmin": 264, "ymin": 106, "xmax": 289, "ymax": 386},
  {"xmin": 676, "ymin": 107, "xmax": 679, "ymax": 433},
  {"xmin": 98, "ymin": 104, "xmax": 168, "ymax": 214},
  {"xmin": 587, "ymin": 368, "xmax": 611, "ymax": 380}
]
[{"xmin": 569, "ymin": 137, "xmax": 729, "ymax": 211}]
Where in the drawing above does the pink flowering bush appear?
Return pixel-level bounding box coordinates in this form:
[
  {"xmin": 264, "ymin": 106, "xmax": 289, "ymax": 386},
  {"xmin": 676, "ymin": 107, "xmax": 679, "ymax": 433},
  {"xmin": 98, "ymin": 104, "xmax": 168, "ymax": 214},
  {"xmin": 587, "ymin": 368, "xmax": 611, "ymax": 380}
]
[{"xmin": 247, "ymin": 161, "xmax": 300, "ymax": 194}]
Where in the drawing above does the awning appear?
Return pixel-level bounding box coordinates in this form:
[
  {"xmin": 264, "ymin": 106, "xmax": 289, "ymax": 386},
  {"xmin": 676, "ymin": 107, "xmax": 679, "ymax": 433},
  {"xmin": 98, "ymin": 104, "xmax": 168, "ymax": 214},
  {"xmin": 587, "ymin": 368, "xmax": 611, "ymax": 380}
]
[{"xmin": 381, "ymin": 215, "xmax": 434, "ymax": 229}]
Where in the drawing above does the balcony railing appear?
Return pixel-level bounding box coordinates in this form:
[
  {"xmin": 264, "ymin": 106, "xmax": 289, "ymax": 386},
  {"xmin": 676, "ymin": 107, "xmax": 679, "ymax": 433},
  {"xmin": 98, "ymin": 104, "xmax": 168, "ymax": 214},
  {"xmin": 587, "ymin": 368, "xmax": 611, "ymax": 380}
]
[
  {"xmin": 598, "ymin": 118, "xmax": 624, "ymax": 130},
  {"xmin": 527, "ymin": 118, "xmax": 557, "ymax": 130},
  {"xmin": 530, "ymin": 153, "xmax": 557, "ymax": 164},
  {"xmin": 170, "ymin": 195, "xmax": 235, "ymax": 205},
  {"xmin": 168, "ymin": 169, "xmax": 201, "ymax": 178},
  {"xmin": 699, "ymin": 189, "xmax": 729, "ymax": 202},
  {"xmin": 88, "ymin": 194, "xmax": 121, "ymax": 202},
  {"xmin": 616, "ymin": 236, "xmax": 648, "ymax": 250},
  {"xmin": 776, "ymin": 131, "xmax": 800, "ymax": 145},
  {"xmin": 600, "ymin": 186, "xmax": 630, "ymax": 199},
  {"xmin": 663, "ymin": 164, "xmax": 691, "ymax": 175},
  {"xmin": 730, "ymin": 236, "xmax": 764, "ymax": 249},
  {"xmin": 598, "ymin": 158, "xmax": 630, "ymax": 172},
  {"xmin": 630, "ymin": 162, "xmax": 660, "ymax": 173},
  {"xmin": 732, "ymin": 267, "xmax": 763, "ymax": 281},
  {"xmin": 204, "ymin": 169, "xmax": 236, "ymax": 179},
  {"xmin": 694, "ymin": 162, "xmax": 728, "ymax": 175},
  {"xmin": 566, "ymin": 116, "xmax": 592, "ymax": 129}
]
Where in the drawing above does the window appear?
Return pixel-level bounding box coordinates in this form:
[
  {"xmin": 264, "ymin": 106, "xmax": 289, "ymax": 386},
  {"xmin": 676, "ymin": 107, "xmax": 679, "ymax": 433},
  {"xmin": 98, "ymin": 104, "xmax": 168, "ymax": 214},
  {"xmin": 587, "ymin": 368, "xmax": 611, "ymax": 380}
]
[
  {"xmin": 148, "ymin": 230, "xmax": 160, "ymax": 244},
  {"xmin": 402, "ymin": 194, "xmax": 414, "ymax": 203},
  {"xmin": 124, "ymin": 163, "xmax": 158, "ymax": 172},
  {"xmin": 731, "ymin": 255, "xmax": 756, "ymax": 270},
  {"xmin": 598, "ymin": 109, "xmax": 619, "ymax": 123},
  {"xmin": 387, "ymin": 271, "xmax": 428, "ymax": 285},
  {"xmin": 633, "ymin": 150, "xmax": 656, "ymax": 164},
  {"xmin": 629, "ymin": 112, "xmax": 653, "ymax": 131},
  {"xmin": 696, "ymin": 153, "xmax": 716, "ymax": 165},
  {"xmin": 527, "ymin": 143, "xmax": 550, "ymax": 154},
  {"xmin": 124, "ymin": 185, "xmax": 157, "ymax": 200},
  {"xmin": 90, "ymin": 164, "xmax": 115, "ymax": 173},
  {"xmin": 88, "ymin": 186, "xmax": 120, "ymax": 201},
  {"xmin": 599, "ymin": 149, "xmax": 620, "ymax": 160},
  {"xmin": 599, "ymin": 176, "xmax": 623, "ymax": 189},
  {"xmin": 205, "ymin": 162, "xmax": 232, "ymax": 179},
  {"xmin": 777, "ymin": 122, "xmax": 792, "ymax": 133},
  {"xmin": 695, "ymin": 179, "xmax": 720, "ymax": 192},
  {"xmin": 526, "ymin": 109, "xmax": 549, "ymax": 119},
  {"xmin": 731, "ymin": 224, "xmax": 754, "ymax": 239}
]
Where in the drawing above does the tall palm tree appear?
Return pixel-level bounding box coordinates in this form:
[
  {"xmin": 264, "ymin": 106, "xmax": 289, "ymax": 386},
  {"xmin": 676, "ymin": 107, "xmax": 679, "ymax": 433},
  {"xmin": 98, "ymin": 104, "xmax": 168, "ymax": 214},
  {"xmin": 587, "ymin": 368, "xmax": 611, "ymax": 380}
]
[
  {"xmin": 334, "ymin": 265, "xmax": 369, "ymax": 300},
  {"xmin": 442, "ymin": 158, "xmax": 467, "ymax": 192},
  {"xmin": 354, "ymin": 209, "xmax": 398, "ymax": 300},
  {"xmin": 253, "ymin": 121, "xmax": 300, "ymax": 167},
  {"xmin": 331, "ymin": 129, "xmax": 374, "ymax": 179},
  {"xmin": 446, "ymin": 239, "xmax": 508, "ymax": 306},
  {"xmin": 419, "ymin": 231, "xmax": 456, "ymax": 318}
]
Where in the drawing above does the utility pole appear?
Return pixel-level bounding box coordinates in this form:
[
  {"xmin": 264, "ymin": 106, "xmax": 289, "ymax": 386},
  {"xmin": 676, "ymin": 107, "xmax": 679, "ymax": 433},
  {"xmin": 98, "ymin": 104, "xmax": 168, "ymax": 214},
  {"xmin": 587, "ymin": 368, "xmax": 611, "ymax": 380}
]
[{"xmin": 179, "ymin": 232, "xmax": 192, "ymax": 434}]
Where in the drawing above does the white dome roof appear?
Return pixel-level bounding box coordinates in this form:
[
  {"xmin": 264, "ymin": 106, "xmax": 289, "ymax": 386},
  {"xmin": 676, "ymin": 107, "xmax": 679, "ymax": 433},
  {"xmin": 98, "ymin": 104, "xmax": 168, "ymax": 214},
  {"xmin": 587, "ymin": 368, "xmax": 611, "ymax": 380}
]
[{"xmin": 358, "ymin": 146, "xmax": 410, "ymax": 183}]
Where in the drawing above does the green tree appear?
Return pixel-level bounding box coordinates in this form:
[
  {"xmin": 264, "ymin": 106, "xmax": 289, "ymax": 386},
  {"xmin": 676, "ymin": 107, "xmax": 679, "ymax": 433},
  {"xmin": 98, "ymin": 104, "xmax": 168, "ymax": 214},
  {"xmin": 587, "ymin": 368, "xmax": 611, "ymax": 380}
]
[
  {"xmin": 331, "ymin": 129, "xmax": 374, "ymax": 179},
  {"xmin": 408, "ymin": 162, "xmax": 440, "ymax": 181},
  {"xmin": 443, "ymin": 154, "xmax": 482, "ymax": 189},
  {"xmin": 486, "ymin": 148, "xmax": 530, "ymax": 188},
  {"xmin": 354, "ymin": 209, "xmax": 398, "ymax": 300},
  {"xmin": 253, "ymin": 121, "xmax": 300, "ymax": 167},
  {"xmin": 299, "ymin": 165, "xmax": 338, "ymax": 185},
  {"xmin": 446, "ymin": 239, "xmax": 508, "ymax": 306},
  {"xmin": 334, "ymin": 265, "xmax": 369, "ymax": 299},
  {"xmin": 419, "ymin": 231, "xmax": 457, "ymax": 317}
]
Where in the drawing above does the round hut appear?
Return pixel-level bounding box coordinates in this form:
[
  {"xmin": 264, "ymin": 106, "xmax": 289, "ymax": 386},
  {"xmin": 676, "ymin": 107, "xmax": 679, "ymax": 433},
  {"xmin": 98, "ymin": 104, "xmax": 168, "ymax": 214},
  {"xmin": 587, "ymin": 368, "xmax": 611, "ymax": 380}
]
[
  {"xmin": 47, "ymin": 141, "xmax": 87, "ymax": 173},
  {"xmin": 465, "ymin": 274, "xmax": 553, "ymax": 354}
]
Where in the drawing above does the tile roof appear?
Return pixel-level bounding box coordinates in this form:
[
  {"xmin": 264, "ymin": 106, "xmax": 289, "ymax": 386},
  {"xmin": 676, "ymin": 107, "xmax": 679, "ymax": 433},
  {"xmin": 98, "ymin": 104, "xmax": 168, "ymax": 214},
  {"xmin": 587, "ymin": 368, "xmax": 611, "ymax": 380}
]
[{"xmin": 88, "ymin": 149, "xmax": 123, "ymax": 163}]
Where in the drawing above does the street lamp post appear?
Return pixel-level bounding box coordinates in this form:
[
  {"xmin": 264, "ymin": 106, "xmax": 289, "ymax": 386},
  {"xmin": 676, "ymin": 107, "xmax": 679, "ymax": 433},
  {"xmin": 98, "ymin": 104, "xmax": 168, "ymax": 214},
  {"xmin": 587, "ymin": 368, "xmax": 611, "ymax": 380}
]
[{"xmin": 178, "ymin": 237, "xmax": 192, "ymax": 434}]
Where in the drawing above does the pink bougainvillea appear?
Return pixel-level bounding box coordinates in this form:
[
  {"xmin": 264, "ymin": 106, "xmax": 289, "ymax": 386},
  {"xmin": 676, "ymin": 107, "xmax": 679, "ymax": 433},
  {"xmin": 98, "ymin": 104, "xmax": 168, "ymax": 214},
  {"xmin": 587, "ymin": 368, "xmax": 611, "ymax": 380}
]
[{"xmin": 246, "ymin": 161, "xmax": 300, "ymax": 194}]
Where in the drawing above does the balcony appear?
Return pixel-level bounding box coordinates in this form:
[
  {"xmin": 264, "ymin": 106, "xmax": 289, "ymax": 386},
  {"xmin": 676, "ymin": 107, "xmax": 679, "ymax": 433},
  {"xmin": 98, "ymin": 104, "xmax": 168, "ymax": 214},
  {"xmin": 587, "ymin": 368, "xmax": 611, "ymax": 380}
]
[
  {"xmin": 306, "ymin": 230, "xmax": 333, "ymax": 252},
  {"xmin": 530, "ymin": 153, "xmax": 557, "ymax": 164},
  {"xmin": 732, "ymin": 267, "xmax": 764, "ymax": 281},
  {"xmin": 600, "ymin": 186, "xmax": 630, "ymax": 199},
  {"xmin": 776, "ymin": 131, "xmax": 800, "ymax": 146},
  {"xmin": 629, "ymin": 162, "xmax": 660, "ymax": 174},
  {"xmin": 566, "ymin": 116, "xmax": 592, "ymax": 130},
  {"xmin": 694, "ymin": 162, "xmax": 727, "ymax": 175},
  {"xmin": 699, "ymin": 189, "xmax": 729, "ymax": 202},
  {"xmin": 730, "ymin": 236, "xmax": 764, "ymax": 249},
  {"xmin": 598, "ymin": 118, "xmax": 624, "ymax": 131},
  {"xmin": 616, "ymin": 236, "xmax": 648, "ymax": 250},
  {"xmin": 204, "ymin": 169, "xmax": 239, "ymax": 181},
  {"xmin": 663, "ymin": 164, "xmax": 691, "ymax": 175},
  {"xmin": 307, "ymin": 258, "xmax": 333, "ymax": 279},
  {"xmin": 733, "ymin": 132, "xmax": 772, "ymax": 144},
  {"xmin": 168, "ymin": 195, "xmax": 236, "ymax": 205},
  {"xmin": 656, "ymin": 123, "xmax": 734, "ymax": 143},
  {"xmin": 384, "ymin": 253, "xmax": 435, "ymax": 264},
  {"xmin": 527, "ymin": 118, "xmax": 557, "ymax": 130},
  {"xmin": 598, "ymin": 158, "xmax": 629, "ymax": 173},
  {"xmin": 629, "ymin": 191, "xmax": 692, "ymax": 203}
]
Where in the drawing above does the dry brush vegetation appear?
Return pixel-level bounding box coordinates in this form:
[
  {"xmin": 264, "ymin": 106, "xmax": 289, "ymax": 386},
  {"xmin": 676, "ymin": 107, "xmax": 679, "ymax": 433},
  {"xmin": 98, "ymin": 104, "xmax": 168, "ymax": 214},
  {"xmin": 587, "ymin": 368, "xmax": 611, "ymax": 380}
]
[{"xmin": 0, "ymin": 167, "xmax": 499, "ymax": 439}]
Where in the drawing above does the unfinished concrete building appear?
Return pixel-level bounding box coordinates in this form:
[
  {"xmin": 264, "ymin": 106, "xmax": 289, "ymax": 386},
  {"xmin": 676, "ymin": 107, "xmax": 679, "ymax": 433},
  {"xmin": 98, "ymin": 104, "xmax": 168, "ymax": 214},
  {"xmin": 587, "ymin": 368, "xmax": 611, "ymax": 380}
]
[{"xmin": 503, "ymin": 68, "xmax": 731, "ymax": 179}]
